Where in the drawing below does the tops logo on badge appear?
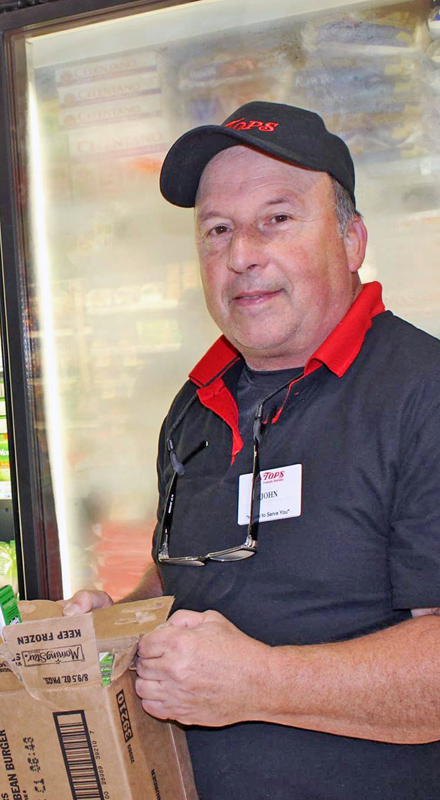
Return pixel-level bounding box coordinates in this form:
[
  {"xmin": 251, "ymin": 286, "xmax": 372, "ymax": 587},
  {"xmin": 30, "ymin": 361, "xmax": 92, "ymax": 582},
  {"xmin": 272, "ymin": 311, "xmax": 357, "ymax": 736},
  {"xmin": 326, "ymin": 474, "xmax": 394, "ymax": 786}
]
[
  {"xmin": 224, "ymin": 118, "xmax": 279, "ymax": 132},
  {"xmin": 262, "ymin": 471, "xmax": 284, "ymax": 482}
]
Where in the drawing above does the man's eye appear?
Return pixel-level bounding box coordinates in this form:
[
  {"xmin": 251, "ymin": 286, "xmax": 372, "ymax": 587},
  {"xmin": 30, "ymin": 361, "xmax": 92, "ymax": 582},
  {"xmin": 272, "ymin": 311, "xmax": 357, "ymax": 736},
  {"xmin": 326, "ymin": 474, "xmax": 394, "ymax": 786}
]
[
  {"xmin": 209, "ymin": 225, "xmax": 229, "ymax": 236},
  {"xmin": 272, "ymin": 214, "xmax": 290, "ymax": 223}
]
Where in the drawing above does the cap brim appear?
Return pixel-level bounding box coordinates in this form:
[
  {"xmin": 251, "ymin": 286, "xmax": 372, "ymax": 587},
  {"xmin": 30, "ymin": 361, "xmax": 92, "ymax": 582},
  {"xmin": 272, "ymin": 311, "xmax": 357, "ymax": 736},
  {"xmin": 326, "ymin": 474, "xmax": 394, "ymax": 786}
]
[{"xmin": 159, "ymin": 125, "xmax": 339, "ymax": 208}]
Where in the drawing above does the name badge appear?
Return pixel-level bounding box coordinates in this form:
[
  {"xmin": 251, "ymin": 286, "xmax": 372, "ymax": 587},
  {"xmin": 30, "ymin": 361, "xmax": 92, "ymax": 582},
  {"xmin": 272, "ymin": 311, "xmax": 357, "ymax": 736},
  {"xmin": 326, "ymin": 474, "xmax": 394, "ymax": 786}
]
[{"xmin": 237, "ymin": 464, "xmax": 302, "ymax": 525}]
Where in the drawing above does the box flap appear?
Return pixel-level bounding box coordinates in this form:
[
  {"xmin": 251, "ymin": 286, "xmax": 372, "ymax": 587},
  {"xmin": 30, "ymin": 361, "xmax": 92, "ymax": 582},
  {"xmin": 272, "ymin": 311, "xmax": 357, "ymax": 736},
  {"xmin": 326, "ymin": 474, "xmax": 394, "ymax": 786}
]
[
  {"xmin": 92, "ymin": 597, "xmax": 175, "ymax": 683},
  {"xmin": 1, "ymin": 597, "xmax": 174, "ymax": 693},
  {"xmin": 3, "ymin": 611, "xmax": 101, "ymax": 692},
  {"xmin": 19, "ymin": 599, "xmax": 65, "ymax": 621},
  {"xmin": 15, "ymin": 596, "xmax": 174, "ymax": 635},
  {"xmin": 92, "ymin": 596, "xmax": 174, "ymax": 640}
]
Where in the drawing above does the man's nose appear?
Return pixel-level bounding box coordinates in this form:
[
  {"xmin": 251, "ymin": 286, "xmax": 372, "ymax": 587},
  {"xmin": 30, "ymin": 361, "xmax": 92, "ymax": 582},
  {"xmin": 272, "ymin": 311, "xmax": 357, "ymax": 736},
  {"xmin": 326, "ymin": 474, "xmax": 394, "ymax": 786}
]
[{"xmin": 227, "ymin": 228, "xmax": 264, "ymax": 274}]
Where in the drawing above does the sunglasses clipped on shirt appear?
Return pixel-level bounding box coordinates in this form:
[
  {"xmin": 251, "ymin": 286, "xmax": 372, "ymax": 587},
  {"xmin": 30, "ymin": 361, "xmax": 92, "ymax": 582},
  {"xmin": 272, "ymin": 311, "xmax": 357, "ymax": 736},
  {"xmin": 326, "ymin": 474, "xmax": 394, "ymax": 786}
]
[
  {"xmin": 156, "ymin": 371, "xmax": 303, "ymax": 566},
  {"xmin": 156, "ymin": 403, "xmax": 264, "ymax": 566}
]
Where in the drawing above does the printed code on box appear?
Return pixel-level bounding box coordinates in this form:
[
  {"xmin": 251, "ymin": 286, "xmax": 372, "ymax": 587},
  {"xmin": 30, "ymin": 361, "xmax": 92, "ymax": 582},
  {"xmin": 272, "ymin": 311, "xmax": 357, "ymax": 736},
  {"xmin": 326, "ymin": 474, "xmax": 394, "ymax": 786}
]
[{"xmin": 53, "ymin": 711, "xmax": 104, "ymax": 800}]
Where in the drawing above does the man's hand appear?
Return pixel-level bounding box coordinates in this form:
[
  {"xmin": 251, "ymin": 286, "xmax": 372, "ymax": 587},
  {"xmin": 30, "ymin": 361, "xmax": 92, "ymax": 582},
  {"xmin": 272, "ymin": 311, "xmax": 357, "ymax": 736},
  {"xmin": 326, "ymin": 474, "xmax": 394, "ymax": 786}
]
[
  {"xmin": 136, "ymin": 609, "xmax": 440, "ymax": 742},
  {"xmin": 61, "ymin": 590, "xmax": 114, "ymax": 616},
  {"xmin": 135, "ymin": 609, "xmax": 271, "ymax": 726}
]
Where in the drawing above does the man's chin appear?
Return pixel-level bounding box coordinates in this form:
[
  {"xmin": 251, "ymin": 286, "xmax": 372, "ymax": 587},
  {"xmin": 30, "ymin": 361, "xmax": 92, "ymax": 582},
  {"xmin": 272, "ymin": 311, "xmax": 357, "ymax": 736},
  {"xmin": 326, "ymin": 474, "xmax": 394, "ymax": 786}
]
[
  {"xmin": 230, "ymin": 335, "xmax": 290, "ymax": 365},
  {"xmin": 224, "ymin": 325, "xmax": 306, "ymax": 370}
]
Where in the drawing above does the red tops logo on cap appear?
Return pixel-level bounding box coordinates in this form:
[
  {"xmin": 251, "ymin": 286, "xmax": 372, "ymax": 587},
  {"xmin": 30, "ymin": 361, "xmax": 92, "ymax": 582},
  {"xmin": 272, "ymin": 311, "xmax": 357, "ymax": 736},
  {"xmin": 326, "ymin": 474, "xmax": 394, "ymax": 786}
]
[{"xmin": 224, "ymin": 118, "xmax": 279, "ymax": 132}]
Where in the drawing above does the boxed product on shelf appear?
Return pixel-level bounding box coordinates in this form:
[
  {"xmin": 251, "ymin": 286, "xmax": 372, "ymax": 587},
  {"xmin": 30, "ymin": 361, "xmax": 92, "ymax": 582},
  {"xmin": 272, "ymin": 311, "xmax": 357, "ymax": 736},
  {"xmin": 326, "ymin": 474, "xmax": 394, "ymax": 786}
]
[
  {"xmin": 301, "ymin": 8, "xmax": 427, "ymax": 55},
  {"xmin": 296, "ymin": 6, "xmax": 431, "ymax": 161},
  {"xmin": 177, "ymin": 47, "xmax": 297, "ymax": 124},
  {"xmin": 0, "ymin": 542, "xmax": 18, "ymax": 595},
  {"xmin": 422, "ymin": 41, "xmax": 440, "ymax": 154}
]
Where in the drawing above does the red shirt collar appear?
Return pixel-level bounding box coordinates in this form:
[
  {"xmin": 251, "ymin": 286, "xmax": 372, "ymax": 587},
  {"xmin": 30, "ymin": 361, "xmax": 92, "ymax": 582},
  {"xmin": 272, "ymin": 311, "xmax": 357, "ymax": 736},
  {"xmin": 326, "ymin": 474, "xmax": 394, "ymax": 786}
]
[{"xmin": 189, "ymin": 281, "xmax": 385, "ymax": 386}]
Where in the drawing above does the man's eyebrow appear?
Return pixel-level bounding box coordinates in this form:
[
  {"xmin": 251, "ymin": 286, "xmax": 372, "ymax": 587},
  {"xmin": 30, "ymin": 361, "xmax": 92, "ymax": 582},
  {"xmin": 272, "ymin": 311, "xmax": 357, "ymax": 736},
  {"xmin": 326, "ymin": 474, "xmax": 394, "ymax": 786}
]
[
  {"xmin": 265, "ymin": 195, "xmax": 301, "ymax": 206},
  {"xmin": 197, "ymin": 195, "xmax": 301, "ymax": 222},
  {"xmin": 196, "ymin": 209, "xmax": 226, "ymax": 224}
]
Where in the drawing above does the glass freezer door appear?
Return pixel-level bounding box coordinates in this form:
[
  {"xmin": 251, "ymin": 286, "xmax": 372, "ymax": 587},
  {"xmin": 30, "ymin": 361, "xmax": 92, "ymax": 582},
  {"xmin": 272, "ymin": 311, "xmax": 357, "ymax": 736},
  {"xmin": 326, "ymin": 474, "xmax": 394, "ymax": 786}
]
[{"xmin": 2, "ymin": 0, "xmax": 439, "ymax": 599}]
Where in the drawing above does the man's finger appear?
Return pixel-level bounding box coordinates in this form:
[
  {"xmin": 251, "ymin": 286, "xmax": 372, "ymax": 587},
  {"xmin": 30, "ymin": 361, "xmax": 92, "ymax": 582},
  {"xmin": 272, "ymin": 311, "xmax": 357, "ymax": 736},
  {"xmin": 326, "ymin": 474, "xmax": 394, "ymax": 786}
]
[
  {"xmin": 137, "ymin": 630, "xmax": 171, "ymax": 659},
  {"xmin": 136, "ymin": 658, "xmax": 167, "ymax": 680},
  {"xmin": 62, "ymin": 590, "xmax": 114, "ymax": 616},
  {"xmin": 140, "ymin": 698, "xmax": 170, "ymax": 720},
  {"xmin": 167, "ymin": 609, "xmax": 208, "ymax": 628},
  {"xmin": 135, "ymin": 677, "xmax": 164, "ymax": 702}
]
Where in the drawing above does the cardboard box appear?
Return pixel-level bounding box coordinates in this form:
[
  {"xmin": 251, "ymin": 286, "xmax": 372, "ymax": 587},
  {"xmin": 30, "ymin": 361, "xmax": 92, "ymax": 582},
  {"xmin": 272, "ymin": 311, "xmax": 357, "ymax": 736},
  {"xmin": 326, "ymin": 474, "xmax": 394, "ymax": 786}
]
[{"xmin": 0, "ymin": 597, "xmax": 198, "ymax": 800}]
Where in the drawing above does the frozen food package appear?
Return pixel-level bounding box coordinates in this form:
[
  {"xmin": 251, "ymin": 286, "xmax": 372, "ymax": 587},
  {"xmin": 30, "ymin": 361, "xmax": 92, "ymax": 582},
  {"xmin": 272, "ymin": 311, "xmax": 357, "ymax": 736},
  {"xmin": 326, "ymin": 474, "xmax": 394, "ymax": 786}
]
[
  {"xmin": 113, "ymin": 284, "xmax": 142, "ymax": 307},
  {"xmin": 293, "ymin": 4, "xmax": 429, "ymax": 163},
  {"xmin": 418, "ymin": 41, "xmax": 440, "ymax": 154},
  {"xmin": 425, "ymin": 41, "xmax": 440, "ymax": 94},
  {"xmin": 294, "ymin": 77, "xmax": 419, "ymax": 115},
  {"xmin": 339, "ymin": 118, "xmax": 426, "ymax": 161},
  {"xmin": 293, "ymin": 54, "xmax": 416, "ymax": 93},
  {"xmin": 0, "ymin": 541, "xmax": 18, "ymax": 596},
  {"xmin": 55, "ymin": 47, "xmax": 162, "ymax": 129},
  {"xmin": 292, "ymin": 54, "xmax": 426, "ymax": 159},
  {"xmin": 420, "ymin": 104, "xmax": 440, "ymax": 155},
  {"xmin": 177, "ymin": 49, "xmax": 297, "ymax": 125},
  {"xmin": 428, "ymin": 6, "xmax": 440, "ymax": 40},
  {"xmin": 177, "ymin": 46, "xmax": 300, "ymax": 92},
  {"xmin": 293, "ymin": 53, "xmax": 421, "ymax": 102},
  {"xmin": 302, "ymin": 8, "xmax": 428, "ymax": 56},
  {"xmin": 0, "ymin": 584, "xmax": 21, "ymax": 634},
  {"xmin": 426, "ymin": 40, "xmax": 440, "ymax": 64}
]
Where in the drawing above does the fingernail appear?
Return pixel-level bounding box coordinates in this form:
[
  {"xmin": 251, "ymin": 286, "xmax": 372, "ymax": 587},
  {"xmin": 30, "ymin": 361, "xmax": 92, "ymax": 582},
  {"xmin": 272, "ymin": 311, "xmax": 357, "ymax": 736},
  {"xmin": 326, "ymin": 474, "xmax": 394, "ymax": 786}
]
[{"xmin": 63, "ymin": 602, "xmax": 81, "ymax": 616}]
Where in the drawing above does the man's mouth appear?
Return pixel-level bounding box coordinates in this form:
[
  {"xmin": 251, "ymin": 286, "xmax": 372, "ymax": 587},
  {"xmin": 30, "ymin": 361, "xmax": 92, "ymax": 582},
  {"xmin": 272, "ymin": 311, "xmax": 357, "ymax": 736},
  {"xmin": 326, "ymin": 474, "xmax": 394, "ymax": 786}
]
[{"xmin": 232, "ymin": 289, "xmax": 282, "ymax": 306}]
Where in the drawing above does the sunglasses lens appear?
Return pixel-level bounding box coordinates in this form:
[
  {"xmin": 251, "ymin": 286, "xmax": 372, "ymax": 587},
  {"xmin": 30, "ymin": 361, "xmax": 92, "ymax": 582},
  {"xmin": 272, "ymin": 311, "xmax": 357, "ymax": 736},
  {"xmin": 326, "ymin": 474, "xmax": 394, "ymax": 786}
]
[{"xmin": 207, "ymin": 547, "xmax": 256, "ymax": 562}]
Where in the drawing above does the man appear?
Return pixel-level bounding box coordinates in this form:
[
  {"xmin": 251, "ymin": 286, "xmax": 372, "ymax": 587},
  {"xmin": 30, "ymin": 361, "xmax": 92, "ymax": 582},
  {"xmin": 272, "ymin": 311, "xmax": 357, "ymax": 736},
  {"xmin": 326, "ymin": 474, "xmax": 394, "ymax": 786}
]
[{"xmin": 64, "ymin": 102, "xmax": 440, "ymax": 799}]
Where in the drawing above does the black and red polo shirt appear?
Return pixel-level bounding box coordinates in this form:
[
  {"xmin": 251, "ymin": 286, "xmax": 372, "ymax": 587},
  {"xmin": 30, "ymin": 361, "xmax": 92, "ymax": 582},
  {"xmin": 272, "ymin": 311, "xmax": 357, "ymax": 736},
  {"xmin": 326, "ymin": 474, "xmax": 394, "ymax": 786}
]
[{"xmin": 153, "ymin": 281, "xmax": 440, "ymax": 800}]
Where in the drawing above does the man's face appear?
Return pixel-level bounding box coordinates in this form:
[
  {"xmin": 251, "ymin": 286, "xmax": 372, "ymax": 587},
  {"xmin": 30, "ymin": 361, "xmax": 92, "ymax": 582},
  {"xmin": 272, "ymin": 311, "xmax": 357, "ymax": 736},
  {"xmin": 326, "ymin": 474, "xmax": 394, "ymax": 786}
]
[{"xmin": 195, "ymin": 146, "xmax": 366, "ymax": 370}]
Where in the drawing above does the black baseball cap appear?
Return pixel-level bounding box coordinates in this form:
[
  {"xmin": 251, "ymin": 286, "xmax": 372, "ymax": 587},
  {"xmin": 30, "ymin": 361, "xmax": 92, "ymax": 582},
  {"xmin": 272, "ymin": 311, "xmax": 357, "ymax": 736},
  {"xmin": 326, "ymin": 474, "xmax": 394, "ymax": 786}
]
[{"xmin": 160, "ymin": 101, "xmax": 356, "ymax": 208}]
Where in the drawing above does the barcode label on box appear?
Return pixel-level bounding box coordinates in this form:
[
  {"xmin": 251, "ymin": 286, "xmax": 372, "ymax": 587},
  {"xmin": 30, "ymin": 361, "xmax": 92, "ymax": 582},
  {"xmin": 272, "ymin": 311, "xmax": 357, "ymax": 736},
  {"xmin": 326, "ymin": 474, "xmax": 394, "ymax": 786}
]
[{"xmin": 53, "ymin": 710, "xmax": 104, "ymax": 799}]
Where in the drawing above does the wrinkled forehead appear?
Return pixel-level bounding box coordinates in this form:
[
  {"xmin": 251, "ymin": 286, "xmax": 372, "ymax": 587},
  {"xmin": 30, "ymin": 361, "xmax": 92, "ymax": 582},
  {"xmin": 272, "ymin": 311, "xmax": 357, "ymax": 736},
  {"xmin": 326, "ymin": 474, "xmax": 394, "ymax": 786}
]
[{"xmin": 195, "ymin": 144, "xmax": 331, "ymax": 207}]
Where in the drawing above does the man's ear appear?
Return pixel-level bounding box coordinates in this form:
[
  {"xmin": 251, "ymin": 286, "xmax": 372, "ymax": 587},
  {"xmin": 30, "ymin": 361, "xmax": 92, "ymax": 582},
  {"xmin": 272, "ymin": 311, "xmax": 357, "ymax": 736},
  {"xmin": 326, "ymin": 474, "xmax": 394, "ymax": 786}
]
[{"xmin": 344, "ymin": 216, "xmax": 368, "ymax": 274}]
